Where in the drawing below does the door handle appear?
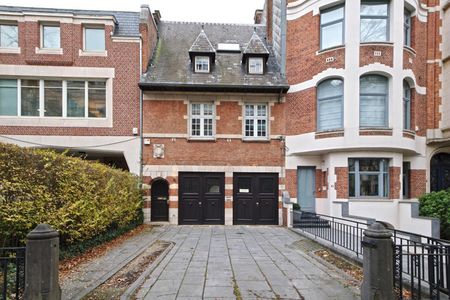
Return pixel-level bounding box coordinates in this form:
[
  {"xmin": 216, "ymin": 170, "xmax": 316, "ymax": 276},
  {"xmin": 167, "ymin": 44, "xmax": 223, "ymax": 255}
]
[
  {"xmin": 256, "ymin": 202, "xmax": 259, "ymax": 206},
  {"xmin": 199, "ymin": 201, "xmax": 202, "ymax": 206}
]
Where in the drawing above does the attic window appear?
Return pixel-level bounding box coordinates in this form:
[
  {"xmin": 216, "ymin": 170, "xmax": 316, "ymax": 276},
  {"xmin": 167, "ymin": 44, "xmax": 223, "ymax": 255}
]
[
  {"xmin": 195, "ymin": 56, "xmax": 210, "ymax": 73},
  {"xmin": 248, "ymin": 57, "xmax": 263, "ymax": 74}
]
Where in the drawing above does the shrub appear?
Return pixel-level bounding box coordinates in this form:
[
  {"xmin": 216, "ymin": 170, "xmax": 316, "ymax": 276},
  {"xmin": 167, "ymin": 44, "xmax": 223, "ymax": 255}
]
[
  {"xmin": 0, "ymin": 143, "xmax": 143, "ymax": 252},
  {"xmin": 419, "ymin": 189, "xmax": 450, "ymax": 240},
  {"xmin": 292, "ymin": 203, "xmax": 300, "ymax": 210}
]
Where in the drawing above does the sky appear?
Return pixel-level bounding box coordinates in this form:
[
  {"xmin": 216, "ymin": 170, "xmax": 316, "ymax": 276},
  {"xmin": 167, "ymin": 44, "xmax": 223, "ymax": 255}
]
[{"xmin": 1, "ymin": 0, "xmax": 265, "ymax": 24}]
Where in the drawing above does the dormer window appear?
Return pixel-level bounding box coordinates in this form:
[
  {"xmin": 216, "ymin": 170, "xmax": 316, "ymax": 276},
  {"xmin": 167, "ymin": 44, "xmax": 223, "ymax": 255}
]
[
  {"xmin": 248, "ymin": 57, "xmax": 264, "ymax": 74},
  {"xmin": 195, "ymin": 56, "xmax": 210, "ymax": 73}
]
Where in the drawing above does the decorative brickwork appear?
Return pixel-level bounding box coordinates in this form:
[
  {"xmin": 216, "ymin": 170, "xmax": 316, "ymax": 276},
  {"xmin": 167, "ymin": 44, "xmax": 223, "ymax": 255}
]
[
  {"xmin": 335, "ymin": 167, "xmax": 348, "ymax": 199},
  {"xmin": 389, "ymin": 167, "xmax": 401, "ymax": 199},
  {"xmin": 410, "ymin": 169, "xmax": 427, "ymax": 199}
]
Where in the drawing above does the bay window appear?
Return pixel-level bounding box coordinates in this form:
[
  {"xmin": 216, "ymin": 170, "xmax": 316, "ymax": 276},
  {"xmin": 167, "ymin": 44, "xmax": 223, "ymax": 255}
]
[
  {"xmin": 317, "ymin": 78, "xmax": 343, "ymax": 131},
  {"xmin": 349, "ymin": 158, "xmax": 389, "ymax": 198},
  {"xmin": 320, "ymin": 5, "xmax": 344, "ymax": 50},
  {"xmin": 360, "ymin": 75, "xmax": 388, "ymax": 128},
  {"xmin": 360, "ymin": 1, "xmax": 389, "ymax": 42},
  {"xmin": 244, "ymin": 104, "xmax": 268, "ymax": 138}
]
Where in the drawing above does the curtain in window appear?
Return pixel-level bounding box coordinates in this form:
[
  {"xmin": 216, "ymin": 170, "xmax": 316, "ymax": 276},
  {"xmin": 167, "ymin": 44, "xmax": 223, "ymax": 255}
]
[
  {"xmin": 317, "ymin": 79, "xmax": 343, "ymax": 131},
  {"xmin": 360, "ymin": 75, "xmax": 388, "ymax": 127}
]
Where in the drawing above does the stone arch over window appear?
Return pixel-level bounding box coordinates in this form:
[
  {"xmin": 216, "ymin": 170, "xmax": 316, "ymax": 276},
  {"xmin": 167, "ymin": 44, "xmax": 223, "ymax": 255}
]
[
  {"xmin": 359, "ymin": 74, "xmax": 389, "ymax": 128},
  {"xmin": 316, "ymin": 78, "xmax": 344, "ymax": 132}
]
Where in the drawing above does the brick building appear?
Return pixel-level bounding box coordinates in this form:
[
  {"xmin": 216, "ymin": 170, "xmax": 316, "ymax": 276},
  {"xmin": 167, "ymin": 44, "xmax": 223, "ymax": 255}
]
[
  {"xmin": 0, "ymin": 5, "xmax": 158, "ymax": 174},
  {"xmin": 139, "ymin": 22, "xmax": 288, "ymax": 225},
  {"xmin": 272, "ymin": 0, "xmax": 449, "ymax": 237}
]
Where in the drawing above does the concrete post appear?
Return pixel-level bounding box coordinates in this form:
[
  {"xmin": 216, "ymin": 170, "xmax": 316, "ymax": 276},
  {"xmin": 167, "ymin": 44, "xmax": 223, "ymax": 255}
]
[
  {"xmin": 24, "ymin": 224, "xmax": 61, "ymax": 300},
  {"xmin": 361, "ymin": 222, "xmax": 394, "ymax": 300}
]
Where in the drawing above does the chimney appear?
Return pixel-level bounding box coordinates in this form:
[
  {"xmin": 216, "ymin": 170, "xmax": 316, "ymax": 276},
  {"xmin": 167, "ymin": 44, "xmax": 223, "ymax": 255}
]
[
  {"xmin": 139, "ymin": 4, "xmax": 159, "ymax": 72},
  {"xmin": 266, "ymin": 0, "xmax": 273, "ymax": 43},
  {"xmin": 254, "ymin": 9, "xmax": 263, "ymax": 24},
  {"xmin": 153, "ymin": 10, "xmax": 161, "ymax": 25}
]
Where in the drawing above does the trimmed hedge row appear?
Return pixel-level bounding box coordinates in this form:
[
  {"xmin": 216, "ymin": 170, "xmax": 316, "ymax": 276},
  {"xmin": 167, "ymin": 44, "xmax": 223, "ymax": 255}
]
[
  {"xmin": 419, "ymin": 189, "xmax": 450, "ymax": 240},
  {"xmin": 0, "ymin": 143, "xmax": 143, "ymax": 250}
]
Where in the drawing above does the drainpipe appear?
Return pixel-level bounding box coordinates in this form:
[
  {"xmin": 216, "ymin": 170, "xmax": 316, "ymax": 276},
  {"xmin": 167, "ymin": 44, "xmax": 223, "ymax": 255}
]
[
  {"xmin": 139, "ymin": 35, "xmax": 144, "ymax": 185},
  {"xmin": 280, "ymin": 0, "xmax": 287, "ymax": 77}
]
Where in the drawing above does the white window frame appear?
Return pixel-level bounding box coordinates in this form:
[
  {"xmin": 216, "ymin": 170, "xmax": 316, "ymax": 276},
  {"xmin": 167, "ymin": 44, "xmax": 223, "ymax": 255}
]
[
  {"xmin": 360, "ymin": 1, "xmax": 390, "ymax": 43},
  {"xmin": 243, "ymin": 103, "xmax": 269, "ymax": 140},
  {"xmin": 189, "ymin": 102, "xmax": 215, "ymax": 139},
  {"xmin": 317, "ymin": 78, "xmax": 344, "ymax": 132},
  {"xmin": 40, "ymin": 23, "xmax": 61, "ymax": 49},
  {"xmin": 248, "ymin": 57, "xmax": 264, "ymax": 75},
  {"xmin": 0, "ymin": 78, "xmax": 107, "ymax": 119},
  {"xmin": 320, "ymin": 4, "xmax": 345, "ymax": 50},
  {"xmin": 194, "ymin": 56, "xmax": 210, "ymax": 73},
  {"xmin": 83, "ymin": 26, "xmax": 106, "ymax": 52},
  {"xmin": 349, "ymin": 158, "xmax": 389, "ymax": 198}
]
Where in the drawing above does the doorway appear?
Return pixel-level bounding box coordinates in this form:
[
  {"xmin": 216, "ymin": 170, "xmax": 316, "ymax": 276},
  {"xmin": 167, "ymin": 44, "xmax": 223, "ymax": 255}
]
[
  {"xmin": 297, "ymin": 167, "xmax": 316, "ymax": 212},
  {"xmin": 151, "ymin": 178, "xmax": 169, "ymax": 222}
]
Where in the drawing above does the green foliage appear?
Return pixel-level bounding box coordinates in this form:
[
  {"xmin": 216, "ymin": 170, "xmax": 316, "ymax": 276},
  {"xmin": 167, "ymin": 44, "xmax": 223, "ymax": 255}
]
[
  {"xmin": 0, "ymin": 143, "xmax": 143, "ymax": 250},
  {"xmin": 419, "ymin": 189, "xmax": 450, "ymax": 240},
  {"xmin": 292, "ymin": 203, "xmax": 300, "ymax": 210}
]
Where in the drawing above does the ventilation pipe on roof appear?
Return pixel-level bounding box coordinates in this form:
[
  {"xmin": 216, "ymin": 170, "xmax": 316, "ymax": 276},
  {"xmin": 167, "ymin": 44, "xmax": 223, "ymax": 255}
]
[{"xmin": 280, "ymin": 0, "xmax": 286, "ymax": 77}]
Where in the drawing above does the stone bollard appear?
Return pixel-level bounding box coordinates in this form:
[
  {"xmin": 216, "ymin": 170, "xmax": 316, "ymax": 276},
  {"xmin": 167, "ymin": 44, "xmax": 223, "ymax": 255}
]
[
  {"xmin": 361, "ymin": 222, "xmax": 394, "ymax": 300},
  {"xmin": 24, "ymin": 224, "xmax": 61, "ymax": 300}
]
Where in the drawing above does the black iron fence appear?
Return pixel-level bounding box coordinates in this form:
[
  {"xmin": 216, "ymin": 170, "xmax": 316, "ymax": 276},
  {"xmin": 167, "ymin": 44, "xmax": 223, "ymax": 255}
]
[
  {"xmin": 292, "ymin": 210, "xmax": 450, "ymax": 299},
  {"xmin": 0, "ymin": 247, "xmax": 25, "ymax": 300}
]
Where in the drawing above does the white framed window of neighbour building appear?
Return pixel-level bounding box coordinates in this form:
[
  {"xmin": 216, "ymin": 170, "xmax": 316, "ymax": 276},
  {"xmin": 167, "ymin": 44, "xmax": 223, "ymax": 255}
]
[
  {"xmin": 0, "ymin": 24, "xmax": 18, "ymax": 48},
  {"xmin": 404, "ymin": 9, "xmax": 411, "ymax": 47},
  {"xmin": 360, "ymin": 1, "xmax": 389, "ymax": 43},
  {"xmin": 317, "ymin": 78, "xmax": 343, "ymax": 131},
  {"xmin": 320, "ymin": 4, "xmax": 344, "ymax": 50},
  {"xmin": 349, "ymin": 158, "xmax": 389, "ymax": 198},
  {"xmin": 44, "ymin": 80, "xmax": 63, "ymax": 117},
  {"xmin": 248, "ymin": 57, "xmax": 264, "ymax": 74},
  {"xmin": 0, "ymin": 78, "xmax": 107, "ymax": 118},
  {"xmin": 84, "ymin": 27, "xmax": 105, "ymax": 51},
  {"xmin": 190, "ymin": 102, "xmax": 214, "ymax": 138},
  {"xmin": 403, "ymin": 80, "xmax": 411, "ymax": 130},
  {"xmin": 0, "ymin": 79, "xmax": 18, "ymax": 116},
  {"xmin": 41, "ymin": 24, "xmax": 60, "ymax": 49},
  {"xmin": 244, "ymin": 104, "xmax": 268, "ymax": 139},
  {"xmin": 194, "ymin": 56, "xmax": 210, "ymax": 73},
  {"xmin": 360, "ymin": 75, "xmax": 388, "ymax": 128}
]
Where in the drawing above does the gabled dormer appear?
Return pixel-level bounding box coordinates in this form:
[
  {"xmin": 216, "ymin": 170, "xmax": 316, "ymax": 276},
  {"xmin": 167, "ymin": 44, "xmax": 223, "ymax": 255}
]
[
  {"xmin": 242, "ymin": 28, "xmax": 269, "ymax": 75},
  {"xmin": 189, "ymin": 25, "xmax": 215, "ymax": 73}
]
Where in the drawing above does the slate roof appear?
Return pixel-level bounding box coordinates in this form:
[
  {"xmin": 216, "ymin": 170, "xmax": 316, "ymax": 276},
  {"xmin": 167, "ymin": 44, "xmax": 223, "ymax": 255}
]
[
  {"xmin": 0, "ymin": 5, "xmax": 140, "ymax": 37},
  {"xmin": 243, "ymin": 30, "xmax": 270, "ymax": 55},
  {"xmin": 140, "ymin": 21, "xmax": 289, "ymax": 93},
  {"xmin": 189, "ymin": 28, "xmax": 215, "ymax": 54}
]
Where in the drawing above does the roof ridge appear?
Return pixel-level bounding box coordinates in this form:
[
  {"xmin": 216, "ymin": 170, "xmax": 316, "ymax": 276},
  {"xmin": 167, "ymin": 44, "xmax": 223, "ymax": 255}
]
[
  {"xmin": 162, "ymin": 20, "xmax": 266, "ymax": 27},
  {"xmin": 243, "ymin": 29, "xmax": 269, "ymax": 54}
]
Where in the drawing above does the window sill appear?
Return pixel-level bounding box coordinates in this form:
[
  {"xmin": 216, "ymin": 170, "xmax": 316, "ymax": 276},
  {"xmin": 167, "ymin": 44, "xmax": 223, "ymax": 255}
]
[
  {"xmin": 403, "ymin": 45, "xmax": 416, "ymax": 56},
  {"xmin": 0, "ymin": 47, "xmax": 21, "ymax": 54},
  {"xmin": 316, "ymin": 45, "xmax": 345, "ymax": 55},
  {"xmin": 360, "ymin": 42, "xmax": 393, "ymax": 47},
  {"xmin": 0, "ymin": 116, "xmax": 111, "ymax": 127},
  {"xmin": 242, "ymin": 137, "xmax": 270, "ymax": 143},
  {"xmin": 187, "ymin": 137, "xmax": 216, "ymax": 142},
  {"xmin": 79, "ymin": 49, "xmax": 108, "ymax": 57},
  {"xmin": 35, "ymin": 47, "xmax": 63, "ymax": 55},
  {"xmin": 315, "ymin": 130, "xmax": 344, "ymax": 139},
  {"xmin": 359, "ymin": 128, "xmax": 393, "ymax": 136},
  {"xmin": 349, "ymin": 198, "xmax": 392, "ymax": 202}
]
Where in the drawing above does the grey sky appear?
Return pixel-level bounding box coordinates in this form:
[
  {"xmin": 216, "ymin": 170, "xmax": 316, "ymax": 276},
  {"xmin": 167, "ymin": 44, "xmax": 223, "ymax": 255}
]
[{"xmin": 1, "ymin": 0, "xmax": 265, "ymax": 24}]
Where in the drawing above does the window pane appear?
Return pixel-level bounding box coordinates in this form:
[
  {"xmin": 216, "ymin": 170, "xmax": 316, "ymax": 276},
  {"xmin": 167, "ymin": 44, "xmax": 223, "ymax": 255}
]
[
  {"xmin": 361, "ymin": 3, "xmax": 388, "ymax": 16},
  {"xmin": 257, "ymin": 105, "xmax": 267, "ymax": 117},
  {"xmin": 204, "ymin": 118, "xmax": 213, "ymax": 136},
  {"xmin": 192, "ymin": 103, "xmax": 201, "ymax": 115},
  {"xmin": 349, "ymin": 159, "xmax": 355, "ymax": 172},
  {"xmin": 67, "ymin": 81, "xmax": 85, "ymax": 117},
  {"xmin": 203, "ymin": 103, "xmax": 213, "ymax": 115},
  {"xmin": 44, "ymin": 80, "xmax": 62, "ymax": 117},
  {"xmin": 245, "ymin": 119, "xmax": 254, "ymax": 137},
  {"xmin": 321, "ymin": 6, "xmax": 344, "ymax": 24},
  {"xmin": 359, "ymin": 174, "xmax": 379, "ymax": 196},
  {"xmin": 318, "ymin": 79, "xmax": 343, "ymax": 99},
  {"xmin": 349, "ymin": 173, "xmax": 355, "ymax": 197},
  {"xmin": 0, "ymin": 25, "xmax": 18, "ymax": 48},
  {"xmin": 403, "ymin": 82, "xmax": 411, "ymax": 130},
  {"xmin": 43, "ymin": 26, "xmax": 60, "ymax": 48},
  {"xmin": 257, "ymin": 119, "xmax": 266, "ymax": 137},
  {"xmin": 359, "ymin": 159, "xmax": 380, "ymax": 172},
  {"xmin": 321, "ymin": 22, "xmax": 343, "ymax": 49},
  {"xmin": 249, "ymin": 58, "xmax": 263, "ymax": 74},
  {"xmin": 88, "ymin": 81, "xmax": 106, "ymax": 118},
  {"xmin": 191, "ymin": 118, "xmax": 200, "ymax": 136},
  {"xmin": 404, "ymin": 11, "xmax": 411, "ymax": 46},
  {"xmin": 21, "ymin": 80, "xmax": 39, "ymax": 116},
  {"xmin": 318, "ymin": 98, "xmax": 342, "ymax": 131},
  {"xmin": 85, "ymin": 28, "xmax": 105, "ymax": 51},
  {"xmin": 245, "ymin": 105, "xmax": 254, "ymax": 117},
  {"xmin": 361, "ymin": 18, "xmax": 388, "ymax": 42},
  {"xmin": 0, "ymin": 79, "xmax": 17, "ymax": 116},
  {"xmin": 195, "ymin": 56, "xmax": 209, "ymax": 72},
  {"xmin": 360, "ymin": 95, "xmax": 387, "ymax": 127}
]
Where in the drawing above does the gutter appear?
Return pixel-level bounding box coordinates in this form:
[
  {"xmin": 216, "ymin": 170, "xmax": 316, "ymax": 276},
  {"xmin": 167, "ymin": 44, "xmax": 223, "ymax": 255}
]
[
  {"xmin": 138, "ymin": 82, "xmax": 290, "ymax": 94},
  {"xmin": 139, "ymin": 36, "xmax": 144, "ymax": 184}
]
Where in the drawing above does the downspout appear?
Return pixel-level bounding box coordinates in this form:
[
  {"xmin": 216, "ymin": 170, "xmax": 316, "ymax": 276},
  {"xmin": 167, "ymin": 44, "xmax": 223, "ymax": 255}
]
[
  {"xmin": 280, "ymin": 0, "xmax": 287, "ymax": 77},
  {"xmin": 139, "ymin": 35, "xmax": 144, "ymax": 185}
]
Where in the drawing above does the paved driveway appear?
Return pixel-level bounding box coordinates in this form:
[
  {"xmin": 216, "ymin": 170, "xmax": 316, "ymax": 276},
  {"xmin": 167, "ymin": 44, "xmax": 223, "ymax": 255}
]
[{"xmin": 135, "ymin": 226, "xmax": 358, "ymax": 300}]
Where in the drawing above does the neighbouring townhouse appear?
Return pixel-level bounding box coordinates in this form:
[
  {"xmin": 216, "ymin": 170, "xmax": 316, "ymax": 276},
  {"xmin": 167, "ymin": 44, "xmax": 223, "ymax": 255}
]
[
  {"xmin": 139, "ymin": 21, "xmax": 289, "ymax": 225},
  {"xmin": 276, "ymin": 0, "xmax": 448, "ymax": 237},
  {"xmin": 0, "ymin": 5, "xmax": 158, "ymax": 175}
]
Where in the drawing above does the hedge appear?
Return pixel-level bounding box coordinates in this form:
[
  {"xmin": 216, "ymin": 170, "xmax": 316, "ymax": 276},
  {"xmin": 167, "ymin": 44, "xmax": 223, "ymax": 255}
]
[
  {"xmin": 419, "ymin": 189, "xmax": 450, "ymax": 240},
  {"xmin": 0, "ymin": 142, "xmax": 143, "ymax": 252}
]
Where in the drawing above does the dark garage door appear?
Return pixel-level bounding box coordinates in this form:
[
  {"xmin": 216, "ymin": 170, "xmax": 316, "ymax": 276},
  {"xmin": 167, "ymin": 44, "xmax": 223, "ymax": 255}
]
[
  {"xmin": 179, "ymin": 172, "xmax": 225, "ymax": 225},
  {"xmin": 233, "ymin": 173, "xmax": 279, "ymax": 225}
]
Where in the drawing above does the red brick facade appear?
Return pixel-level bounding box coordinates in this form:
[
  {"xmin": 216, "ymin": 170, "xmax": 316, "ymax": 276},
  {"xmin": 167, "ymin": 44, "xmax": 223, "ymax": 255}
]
[{"xmin": 335, "ymin": 167, "xmax": 348, "ymax": 199}]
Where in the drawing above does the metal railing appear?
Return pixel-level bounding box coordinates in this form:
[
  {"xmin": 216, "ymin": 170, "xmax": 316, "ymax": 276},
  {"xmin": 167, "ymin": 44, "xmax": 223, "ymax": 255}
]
[
  {"xmin": 0, "ymin": 247, "xmax": 25, "ymax": 300},
  {"xmin": 292, "ymin": 210, "xmax": 450, "ymax": 299}
]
